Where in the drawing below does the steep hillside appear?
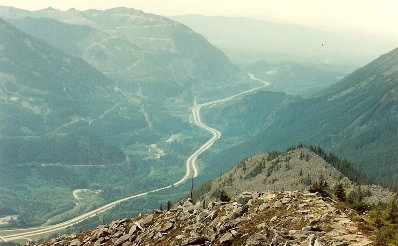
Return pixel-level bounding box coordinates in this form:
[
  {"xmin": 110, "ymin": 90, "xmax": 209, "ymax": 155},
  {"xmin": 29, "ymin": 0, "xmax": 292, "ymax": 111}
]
[
  {"xmin": 201, "ymin": 90, "xmax": 298, "ymax": 139},
  {"xmin": 203, "ymin": 47, "xmax": 398, "ymax": 188},
  {"xmin": 0, "ymin": 7, "xmax": 241, "ymax": 98},
  {"xmin": 0, "ymin": 17, "xmax": 143, "ymax": 163},
  {"xmin": 7, "ymin": 17, "xmax": 180, "ymax": 97},
  {"xmin": 0, "ymin": 17, "xmax": 160, "ymax": 227}
]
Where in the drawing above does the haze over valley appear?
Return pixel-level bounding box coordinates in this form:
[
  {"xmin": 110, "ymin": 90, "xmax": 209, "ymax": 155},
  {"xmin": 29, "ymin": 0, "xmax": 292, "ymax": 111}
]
[{"xmin": 0, "ymin": 1, "xmax": 397, "ymax": 245}]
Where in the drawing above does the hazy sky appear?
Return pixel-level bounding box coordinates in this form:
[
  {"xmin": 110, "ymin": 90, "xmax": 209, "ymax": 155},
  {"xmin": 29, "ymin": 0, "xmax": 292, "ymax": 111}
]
[{"xmin": 0, "ymin": 0, "xmax": 397, "ymax": 36}]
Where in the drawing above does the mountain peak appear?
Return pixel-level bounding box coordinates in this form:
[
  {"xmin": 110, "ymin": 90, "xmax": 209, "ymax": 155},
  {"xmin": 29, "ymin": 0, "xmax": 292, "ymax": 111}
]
[
  {"xmin": 38, "ymin": 7, "xmax": 58, "ymax": 12},
  {"xmin": 193, "ymin": 147, "xmax": 394, "ymax": 205}
]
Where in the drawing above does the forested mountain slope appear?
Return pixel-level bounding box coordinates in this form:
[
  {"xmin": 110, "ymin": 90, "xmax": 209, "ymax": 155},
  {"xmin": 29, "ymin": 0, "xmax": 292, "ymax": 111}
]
[
  {"xmin": 202, "ymin": 47, "xmax": 398, "ymax": 187},
  {"xmin": 0, "ymin": 7, "xmax": 241, "ymax": 99},
  {"xmin": 0, "ymin": 17, "xmax": 144, "ymax": 165}
]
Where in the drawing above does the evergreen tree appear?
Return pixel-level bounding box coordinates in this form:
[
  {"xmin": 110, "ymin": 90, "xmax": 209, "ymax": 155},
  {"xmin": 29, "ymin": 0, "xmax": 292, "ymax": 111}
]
[
  {"xmin": 299, "ymin": 151, "xmax": 304, "ymax": 160},
  {"xmin": 334, "ymin": 183, "xmax": 346, "ymax": 202},
  {"xmin": 352, "ymin": 186, "xmax": 367, "ymax": 213},
  {"xmin": 374, "ymin": 207, "xmax": 383, "ymax": 229},
  {"xmin": 387, "ymin": 195, "xmax": 398, "ymax": 223},
  {"xmin": 309, "ymin": 180, "xmax": 329, "ymax": 197}
]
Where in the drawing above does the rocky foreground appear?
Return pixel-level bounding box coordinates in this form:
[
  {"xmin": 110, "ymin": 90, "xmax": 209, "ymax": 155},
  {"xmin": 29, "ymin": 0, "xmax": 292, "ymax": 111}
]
[{"xmin": 34, "ymin": 191, "xmax": 374, "ymax": 246}]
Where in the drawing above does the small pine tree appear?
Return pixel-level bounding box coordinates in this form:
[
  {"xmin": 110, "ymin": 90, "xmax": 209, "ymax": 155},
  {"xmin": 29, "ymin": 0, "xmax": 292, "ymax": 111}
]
[
  {"xmin": 387, "ymin": 196, "xmax": 398, "ymax": 223},
  {"xmin": 285, "ymin": 161, "xmax": 291, "ymax": 171},
  {"xmin": 374, "ymin": 207, "xmax": 383, "ymax": 229},
  {"xmin": 357, "ymin": 186, "xmax": 363, "ymax": 204},
  {"xmin": 304, "ymin": 173, "xmax": 312, "ymax": 186},
  {"xmin": 334, "ymin": 183, "xmax": 346, "ymax": 202},
  {"xmin": 166, "ymin": 201, "xmax": 172, "ymax": 211},
  {"xmin": 219, "ymin": 190, "xmax": 231, "ymax": 202},
  {"xmin": 352, "ymin": 186, "xmax": 367, "ymax": 213}
]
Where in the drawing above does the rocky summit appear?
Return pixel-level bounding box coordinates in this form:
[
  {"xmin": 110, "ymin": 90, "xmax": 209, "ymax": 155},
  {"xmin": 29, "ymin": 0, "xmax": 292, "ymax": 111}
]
[{"xmin": 32, "ymin": 191, "xmax": 374, "ymax": 246}]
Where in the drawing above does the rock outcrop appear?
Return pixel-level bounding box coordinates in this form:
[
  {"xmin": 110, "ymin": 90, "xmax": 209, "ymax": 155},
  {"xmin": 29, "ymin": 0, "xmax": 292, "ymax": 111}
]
[{"xmin": 32, "ymin": 191, "xmax": 374, "ymax": 246}]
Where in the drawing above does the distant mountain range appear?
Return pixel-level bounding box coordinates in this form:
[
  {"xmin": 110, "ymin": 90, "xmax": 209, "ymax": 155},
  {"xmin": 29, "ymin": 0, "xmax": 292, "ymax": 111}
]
[
  {"xmin": 202, "ymin": 47, "xmax": 398, "ymax": 188},
  {"xmin": 246, "ymin": 60, "xmax": 350, "ymax": 95},
  {"xmin": 171, "ymin": 15, "xmax": 397, "ymax": 66},
  {"xmin": 0, "ymin": 7, "xmax": 240, "ymax": 98}
]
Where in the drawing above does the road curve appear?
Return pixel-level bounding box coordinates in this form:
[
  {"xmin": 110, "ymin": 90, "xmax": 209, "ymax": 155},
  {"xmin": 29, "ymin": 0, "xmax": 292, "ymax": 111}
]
[{"xmin": 1, "ymin": 78, "xmax": 269, "ymax": 242}]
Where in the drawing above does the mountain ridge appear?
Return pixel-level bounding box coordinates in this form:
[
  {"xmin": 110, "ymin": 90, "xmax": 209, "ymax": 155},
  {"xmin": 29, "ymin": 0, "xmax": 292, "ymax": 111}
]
[
  {"xmin": 194, "ymin": 147, "xmax": 394, "ymax": 205},
  {"xmin": 0, "ymin": 6, "xmax": 241, "ymax": 99},
  {"xmin": 170, "ymin": 15, "xmax": 397, "ymax": 66},
  {"xmin": 201, "ymin": 46, "xmax": 398, "ymax": 188}
]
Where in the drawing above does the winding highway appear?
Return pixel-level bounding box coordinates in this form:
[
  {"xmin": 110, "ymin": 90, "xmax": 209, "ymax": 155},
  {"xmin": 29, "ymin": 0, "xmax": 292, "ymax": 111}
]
[{"xmin": 0, "ymin": 75, "xmax": 269, "ymax": 242}]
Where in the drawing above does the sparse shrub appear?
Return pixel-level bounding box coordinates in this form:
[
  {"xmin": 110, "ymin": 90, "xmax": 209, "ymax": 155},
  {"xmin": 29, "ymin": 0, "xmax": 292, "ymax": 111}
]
[
  {"xmin": 219, "ymin": 190, "xmax": 231, "ymax": 202},
  {"xmin": 364, "ymin": 190, "xmax": 372, "ymax": 197},
  {"xmin": 309, "ymin": 180, "xmax": 329, "ymax": 197},
  {"xmin": 267, "ymin": 151, "xmax": 281, "ymax": 161},
  {"xmin": 245, "ymin": 161, "xmax": 266, "ymax": 179}
]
